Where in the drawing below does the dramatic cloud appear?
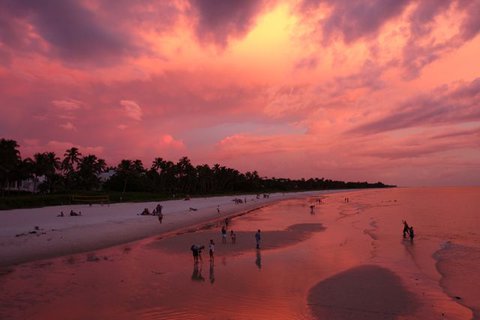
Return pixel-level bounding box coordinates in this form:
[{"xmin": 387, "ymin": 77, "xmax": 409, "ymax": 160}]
[
  {"xmin": 301, "ymin": 0, "xmax": 410, "ymax": 43},
  {"xmin": 0, "ymin": 0, "xmax": 142, "ymax": 66},
  {"xmin": 1, "ymin": 0, "xmax": 479, "ymax": 186},
  {"xmin": 349, "ymin": 78, "xmax": 480, "ymax": 135},
  {"xmin": 189, "ymin": 0, "xmax": 271, "ymax": 45}
]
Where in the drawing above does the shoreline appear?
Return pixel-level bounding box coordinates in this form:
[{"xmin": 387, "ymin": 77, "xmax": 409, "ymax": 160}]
[
  {"xmin": 0, "ymin": 190, "xmax": 349, "ymax": 268},
  {"xmin": 1, "ymin": 187, "xmax": 477, "ymax": 319}
]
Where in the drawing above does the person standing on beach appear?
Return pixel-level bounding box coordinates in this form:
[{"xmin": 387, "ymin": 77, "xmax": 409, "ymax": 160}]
[
  {"xmin": 191, "ymin": 244, "xmax": 199, "ymax": 264},
  {"xmin": 255, "ymin": 229, "xmax": 261, "ymax": 249},
  {"xmin": 409, "ymin": 226, "xmax": 415, "ymax": 242},
  {"xmin": 221, "ymin": 226, "xmax": 227, "ymax": 244},
  {"xmin": 402, "ymin": 220, "xmax": 410, "ymax": 238},
  {"xmin": 209, "ymin": 239, "xmax": 215, "ymax": 262},
  {"xmin": 158, "ymin": 212, "xmax": 163, "ymax": 224},
  {"xmin": 230, "ymin": 230, "xmax": 236, "ymax": 244}
]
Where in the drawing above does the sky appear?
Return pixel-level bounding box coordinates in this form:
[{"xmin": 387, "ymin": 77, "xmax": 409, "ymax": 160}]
[{"xmin": 0, "ymin": 0, "xmax": 479, "ymax": 187}]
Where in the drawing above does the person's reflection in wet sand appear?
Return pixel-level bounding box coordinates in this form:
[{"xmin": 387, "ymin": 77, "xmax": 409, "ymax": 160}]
[
  {"xmin": 255, "ymin": 249, "xmax": 262, "ymax": 269},
  {"xmin": 191, "ymin": 263, "xmax": 205, "ymax": 282},
  {"xmin": 209, "ymin": 260, "xmax": 215, "ymax": 284}
]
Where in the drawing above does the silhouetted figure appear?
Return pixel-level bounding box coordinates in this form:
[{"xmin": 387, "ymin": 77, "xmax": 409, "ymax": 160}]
[
  {"xmin": 57, "ymin": 211, "xmax": 64, "ymax": 217},
  {"xmin": 402, "ymin": 220, "xmax": 410, "ymax": 238},
  {"xmin": 221, "ymin": 226, "xmax": 227, "ymax": 244},
  {"xmin": 409, "ymin": 226, "xmax": 415, "ymax": 242},
  {"xmin": 217, "ymin": 205, "xmax": 220, "ymax": 214},
  {"xmin": 230, "ymin": 230, "xmax": 236, "ymax": 244},
  {"xmin": 310, "ymin": 205, "xmax": 315, "ymax": 214},
  {"xmin": 198, "ymin": 245, "xmax": 204, "ymax": 262},
  {"xmin": 255, "ymin": 229, "xmax": 261, "ymax": 249},
  {"xmin": 191, "ymin": 244, "xmax": 200, "ymax": 264},
  {"xmin": 158, "ymin": 212, "xmax": 163, "ymax": 224}
]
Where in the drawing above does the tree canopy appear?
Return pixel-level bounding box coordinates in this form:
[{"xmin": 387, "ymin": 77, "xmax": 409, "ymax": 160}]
[{"xmin": 0, "ymin": 138, "xmax": 395, "ymax": 196}]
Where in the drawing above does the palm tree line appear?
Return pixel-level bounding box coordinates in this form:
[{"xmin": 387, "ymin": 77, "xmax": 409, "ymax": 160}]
[{"xmin": 0, "ymin": 138, "xmax": 393, "ymax": 196}]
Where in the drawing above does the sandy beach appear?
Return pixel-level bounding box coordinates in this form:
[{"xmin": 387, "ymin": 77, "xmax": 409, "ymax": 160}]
[
  {"xmin": 1, "ymin": 187, "xmax": 479, "ymax": 320},
  {"xmin": 0, "ymin": 191, "xmax": 332, "ymax": 268}
]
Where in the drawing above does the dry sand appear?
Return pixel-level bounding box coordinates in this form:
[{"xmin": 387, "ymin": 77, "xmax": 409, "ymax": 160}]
[{"xmin": 0, "ymin": 191, "xmax": 324, "ymax": 267}]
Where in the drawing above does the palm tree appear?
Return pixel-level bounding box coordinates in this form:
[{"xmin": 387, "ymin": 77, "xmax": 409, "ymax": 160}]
[
  {"xmin": 77, "ymin": 155, "xmax": 106, "ymax": 190},
  {"xmin": 0, "ymin": 139, "xmax": 21, "ymax": 194},
  {"xmin": 62, "ymin": 147, "xmax": 82, "ymax": 190},
  {"xmin": 33, "ymin": 152, "xmax": 61, "ymax": 193},
  {"xmin": 175, "ymin": 156, "xmax": 196, "ymax": 194},
  {"xmin": 62, "ymin": 147, "xmax": 82, "ymax": 173}
]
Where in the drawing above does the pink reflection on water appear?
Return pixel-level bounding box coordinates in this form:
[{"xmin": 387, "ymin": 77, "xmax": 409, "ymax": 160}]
[{"xmin": 0, "ymin": 188, "xmax": 478, "ymax": 319}]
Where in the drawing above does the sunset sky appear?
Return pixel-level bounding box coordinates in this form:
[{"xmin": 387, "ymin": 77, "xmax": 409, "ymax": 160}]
[{"xmin": 1, "ymin": 0, "xmax": 479, "ymax": 186}]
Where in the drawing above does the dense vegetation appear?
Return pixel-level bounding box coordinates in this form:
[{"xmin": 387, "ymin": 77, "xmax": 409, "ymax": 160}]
[{"xmin": 0, "ymin": 138, "xmax": 394, "ymax": 209}]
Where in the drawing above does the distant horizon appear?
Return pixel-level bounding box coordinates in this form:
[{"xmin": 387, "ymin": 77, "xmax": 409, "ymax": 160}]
[{"xmin": 1, "ymin": 1, "xmax": 479, "ymax": 187}]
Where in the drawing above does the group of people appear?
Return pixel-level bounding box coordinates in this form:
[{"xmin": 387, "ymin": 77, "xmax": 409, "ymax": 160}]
[
  {"xmin": 138, "ymin": 204, "xmax": 164, "ymax": 223},
  {"xmin": 402, "ymin": 220, "xmax": 415, "ymax": 241},
  {"xmin": 191, "ymin": 218, "xmax": 262, "ymax": 264},
  {"xmin": 221, "ymin": 218, "xmax": 237, "ymax": 244},
  {"xmin": 57, "ymin": 210, "xmax": 82, "ymax": 217}
]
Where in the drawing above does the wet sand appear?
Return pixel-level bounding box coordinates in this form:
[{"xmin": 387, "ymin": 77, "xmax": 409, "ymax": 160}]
[{"xmin": 1, "ymin": 187, "xmax": 478, "ymax": 319}]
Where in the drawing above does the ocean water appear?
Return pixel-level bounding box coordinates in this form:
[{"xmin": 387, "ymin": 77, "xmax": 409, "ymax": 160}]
[{"xmin": 0, "ymin": 187, "xmax": 478, "ymax": 319}]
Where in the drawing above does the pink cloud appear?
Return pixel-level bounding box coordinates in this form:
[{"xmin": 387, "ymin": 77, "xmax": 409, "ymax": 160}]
[
  {"xmin": 160, "ymin": 134, "xmax": 185, "ymax": 150},
  {"xmin": 52, "ymin": 99, "xmax": 82, "ymax": 111},
  {"xmin": 20, "ymin": 139, "xmax": 104, "ymax": 159},
  {"xmin": 120, "ymin": 100, "xmax": 143, "ymax": 121},
  {"xmin": 59, "ymin": 122, "xmax": 77, "ymax": 131}
]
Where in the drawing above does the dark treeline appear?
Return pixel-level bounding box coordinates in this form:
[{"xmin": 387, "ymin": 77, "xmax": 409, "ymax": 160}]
[{"xmin": 1, "ymin": 138, "xmax": 395, "ymax": 197}]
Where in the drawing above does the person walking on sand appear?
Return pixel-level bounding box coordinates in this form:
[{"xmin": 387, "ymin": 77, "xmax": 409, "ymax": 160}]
[
  {"xmin": 409, "ymin": 226, "xmax": 415, "ymax": 242},
  {"xmin": 221, "ymin": 226, "xmax": 227, "ymax": 244},
  {"xmin": 255, "ymin": 229, "xmax": 261, "ymax": 249},
  {"xmin": 209, "ymin": 239, "xmax": 215, "ymax": 262}
]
